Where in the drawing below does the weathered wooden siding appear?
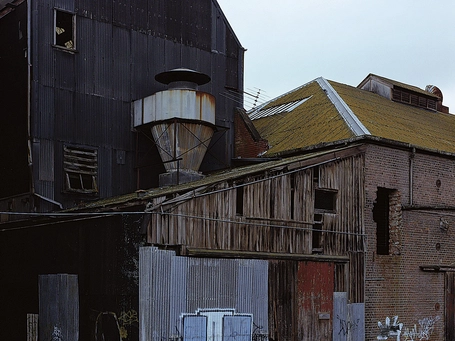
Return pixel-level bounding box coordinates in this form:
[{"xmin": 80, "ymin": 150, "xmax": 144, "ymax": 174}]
[{"xmin": 148, "ymin": 154, "xmax": 364, "ymax": 259}]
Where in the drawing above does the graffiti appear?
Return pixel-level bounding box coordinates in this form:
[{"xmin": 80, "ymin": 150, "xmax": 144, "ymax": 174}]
[
  {"xmin": 95, "ymin": 312, "xmax": 121, "ymax": 341},
  {"xmin": 252, "ymin": 322, "xmax": 269, "ymax": 341},
  {"xmin": 402, "ymin": 316, "xmax": 440, "ymax": 341},
  {"xmin": 117, "ymin": 310, "xmax": 139, "ymax": 340},
  {"xmin": 377, "ymin": 316, "xmax": 439, "ymax": 341},
  {"xmin": 52, "ymin": 325, "xmax": 63, "ymax": 341},
  {"xmin": 337, "ymin": 314, "xmax": 360, "ymax": 336},
  {"xmin": 377, "ymin": 316, "xmax": 403, "ymax": 340}
]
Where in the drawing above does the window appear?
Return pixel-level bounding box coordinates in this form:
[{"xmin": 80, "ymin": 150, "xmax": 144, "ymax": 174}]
[
  {"xmin": 236, "ymin": 185, "xmax": 244, "ymax": 216},
  {"xmin": 374, "ymin": 188, "xmax": 390, "ymax": 255},
  {"xmin": 54, "ymin": 9, "xmax": 75, "ymax": 49},
  {"xmin": 64, "ymin": 145, "xmax": 98, "ymax": 194},
  {"xmin": 315, "ymin": 189, "xmax": 337, "ymax": 213},
  {"xmin": 290, "ymin": 173, "xmax": 295, "ymax": 219}
]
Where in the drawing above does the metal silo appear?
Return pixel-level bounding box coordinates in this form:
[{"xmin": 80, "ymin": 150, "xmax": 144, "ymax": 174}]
[{"xmin": 133, "ymin": 68, "xmax": 216, "ymax": 186}]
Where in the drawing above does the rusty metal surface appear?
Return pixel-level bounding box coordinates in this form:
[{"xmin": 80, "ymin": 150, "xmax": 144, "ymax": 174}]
[{"xmin": 297, "ymin": 261, "xmax": 334, "ymax": 340}]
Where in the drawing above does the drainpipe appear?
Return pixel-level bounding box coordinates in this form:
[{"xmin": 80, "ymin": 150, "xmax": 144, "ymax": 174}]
[
  {"xmin": 409, "ymin": 147, "xmax": 415, "ymax": 206},
  {"xmin": 27, "ymin": 0, "xmax": 34, "ymax": 196}
]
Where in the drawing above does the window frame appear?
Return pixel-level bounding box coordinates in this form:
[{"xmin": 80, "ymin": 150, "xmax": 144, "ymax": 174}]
[
  {"xmin": 63, "ymin": 145, "xmax": 98, "ymax": 194},
  {"xmin": 53, "ymin": 8, "xmax": 76, "ymax": 51},
  {"xmin": 314, "ymin": 188, "xmax": 337, "ymax": 214}
]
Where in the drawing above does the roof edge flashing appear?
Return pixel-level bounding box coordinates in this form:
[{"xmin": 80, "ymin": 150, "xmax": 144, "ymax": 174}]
[{"xmin": 317, "ymin": 78, "xmax": 370, "ymax": 137}]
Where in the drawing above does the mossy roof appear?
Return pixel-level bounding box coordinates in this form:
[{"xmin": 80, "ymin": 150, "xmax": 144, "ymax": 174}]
[{"xmin": 251, "ymin": 77, "xmax": 455, "ymax": 157}]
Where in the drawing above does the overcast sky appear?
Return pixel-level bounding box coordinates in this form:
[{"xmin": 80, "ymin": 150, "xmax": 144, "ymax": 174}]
[{"xmin": 217, "ymin": 0, "xmax": 455, "ymax": 111}]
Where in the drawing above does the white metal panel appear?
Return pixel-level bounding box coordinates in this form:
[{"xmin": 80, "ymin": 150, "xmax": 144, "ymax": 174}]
[
  {"xmin": 183, "ymin": 315, "xmax": 207, "ymax": 341},
  {"xmin": 143, "ymin": 94, "xmax": 156, "ymax": 124}
]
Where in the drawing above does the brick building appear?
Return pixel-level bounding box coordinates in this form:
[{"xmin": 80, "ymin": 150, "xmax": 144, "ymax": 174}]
[{"xmin": 248, "ymin": 74, "xmax": 455, "ymax": 340}]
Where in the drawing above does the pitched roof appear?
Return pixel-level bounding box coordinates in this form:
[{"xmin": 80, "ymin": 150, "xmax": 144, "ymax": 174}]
[{"xmin": 250, "ymin": 76, "xmax": 455, "ymax": 156}]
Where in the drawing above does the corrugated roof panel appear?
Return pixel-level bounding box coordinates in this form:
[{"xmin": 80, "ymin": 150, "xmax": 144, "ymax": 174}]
[{"xmin": 249, "ymin": 97, "xmax": 311, "ymax": 120}]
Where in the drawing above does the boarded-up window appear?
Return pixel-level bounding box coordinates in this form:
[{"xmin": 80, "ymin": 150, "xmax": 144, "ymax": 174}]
[{"xmin": 64, "ymin": 145, "xmax": 98, "ymax": 194}]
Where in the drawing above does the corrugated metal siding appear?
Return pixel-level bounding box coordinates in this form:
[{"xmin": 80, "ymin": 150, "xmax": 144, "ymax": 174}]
[
  {"xmin": 38, "ymin": 274, "xmax": 79, "ymax": 341},
  {"xmin": 140, "ymin": 247, "xmax": 268, "ymax": 341},
  {"xmin": 31, "ymin": 0, "xmax": 243, "ymax": 208}
]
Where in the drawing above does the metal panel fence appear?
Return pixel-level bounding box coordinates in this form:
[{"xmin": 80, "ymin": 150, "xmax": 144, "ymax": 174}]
[
  {"xmin": 139, "ymin": 247, "xmax": 268, "ymax": 341},
  {"xmin": 333, "ymin": 292, "xmax": 365, "ymax": 341}
]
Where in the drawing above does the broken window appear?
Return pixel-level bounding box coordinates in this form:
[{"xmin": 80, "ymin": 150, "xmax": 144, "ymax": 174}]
[
  {"xmin": 64, "ymin": 145, "xmax": 98, "ymax": 194},
  {"xmin": 373, "ymin": 187, "xmax": 401, "ymax": 255},
  {"xmin": 315, "ymin": 189, "xmax": 337, "ymax": 213},
  {"xmin": 54, "ymin": 9, "xmax": 75, "ymax": 49}
]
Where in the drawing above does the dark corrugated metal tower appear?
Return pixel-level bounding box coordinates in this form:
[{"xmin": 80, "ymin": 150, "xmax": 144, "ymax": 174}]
[{"xmin": 0, "ymin": 0, "xmax": 244, "ymax": 211}]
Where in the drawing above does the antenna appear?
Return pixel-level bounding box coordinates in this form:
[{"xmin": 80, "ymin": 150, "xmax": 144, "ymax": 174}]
[{"xmin": 220, "ymin": 87, "xmax": 270, "ymax": 110}]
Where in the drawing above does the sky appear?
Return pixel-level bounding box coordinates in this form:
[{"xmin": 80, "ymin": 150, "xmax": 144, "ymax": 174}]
[{"xmin": 217, "ymin": 0, "xmax": 455, "ymax": 111}]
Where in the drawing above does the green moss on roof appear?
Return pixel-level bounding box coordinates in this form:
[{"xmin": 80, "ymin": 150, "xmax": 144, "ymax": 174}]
[
  {"xmin": 331, "ymin": 81, "xmax": 455, "ymax": 153},
  {"xmin": 252, "ymin": 76, "xmax": 455, "ymax": 157},
  {"xmin": 253, "ymin": 81, "xmax": 354, "ymax": 156}
]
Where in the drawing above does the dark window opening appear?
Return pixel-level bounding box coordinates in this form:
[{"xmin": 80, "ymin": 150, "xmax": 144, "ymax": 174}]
[
  {"xmin": 236, "ymin": 186, "xmax": 244, "ymax": 216},
  {"xmin": 313, "ymin": 166, "xmax": 320, "ymax": 184},
  {"xmin": 64, "ymin": 145, "xmax": 98, "ymax": 194},
  {"xmin": 290, "ymin": 173, "xmax": 295, "ymax": 219},
  {"xmin": 315, "ymin": 189, "xmax": 337, "ymax": 213},
  {"xmin": 373, "ymin": 187, "xmax": 391, "ymax": 255},
  {"xmin": 55, "ymin": 10, "xmax": 75, "ymax": 49}
]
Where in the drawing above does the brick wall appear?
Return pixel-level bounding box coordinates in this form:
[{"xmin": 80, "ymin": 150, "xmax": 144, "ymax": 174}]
[
  {"xmin": 234, "ymin": 109, "xmax": 268, "ymax": 158},
  {"xmin": 364, "ymin": 143, "xmax": 455, "ymax": 340}
]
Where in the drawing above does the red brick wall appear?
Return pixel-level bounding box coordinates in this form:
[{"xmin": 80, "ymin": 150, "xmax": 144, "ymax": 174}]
[
  {"xmin": 364, "ymin": 143, "xmax": 455, "ymax": 340},
  {"xmin": 234, "ymin": 111, "xmax": 268, "ymax": 158}
]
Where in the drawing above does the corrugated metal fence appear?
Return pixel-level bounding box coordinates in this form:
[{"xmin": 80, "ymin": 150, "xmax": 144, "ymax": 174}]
[{"xmin": 139, "ymin": 247, "xmax": 268, "ymax": 341}]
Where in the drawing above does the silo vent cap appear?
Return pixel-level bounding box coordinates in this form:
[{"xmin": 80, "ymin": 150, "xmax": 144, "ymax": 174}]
[{"xmin": 155, "ymin": 68, "xmax": 211, "ymax": 86}]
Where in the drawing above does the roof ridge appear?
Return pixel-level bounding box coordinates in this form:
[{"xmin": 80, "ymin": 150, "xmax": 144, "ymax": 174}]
[{"xmin": 316, "ymin": 78, "xmax": 370, "ymax": 136}]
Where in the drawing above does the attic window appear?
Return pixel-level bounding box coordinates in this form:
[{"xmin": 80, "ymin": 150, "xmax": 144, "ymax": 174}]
[
  {"xmin": 54, "ymin": 9, "xmax": 75, "ymax": 49},
  {"xmin": 64, "ymin": 145, "xmax": 98, "ymax": 194}
]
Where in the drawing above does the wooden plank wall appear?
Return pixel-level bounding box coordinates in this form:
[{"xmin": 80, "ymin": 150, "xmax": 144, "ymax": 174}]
[
  {"xmin": 148, "ymin": 154, "xmax": 365, "ymax": 301},
  {"xmin": 27, "ymin": 314, "xmax": 38, "ymax": 341}
]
